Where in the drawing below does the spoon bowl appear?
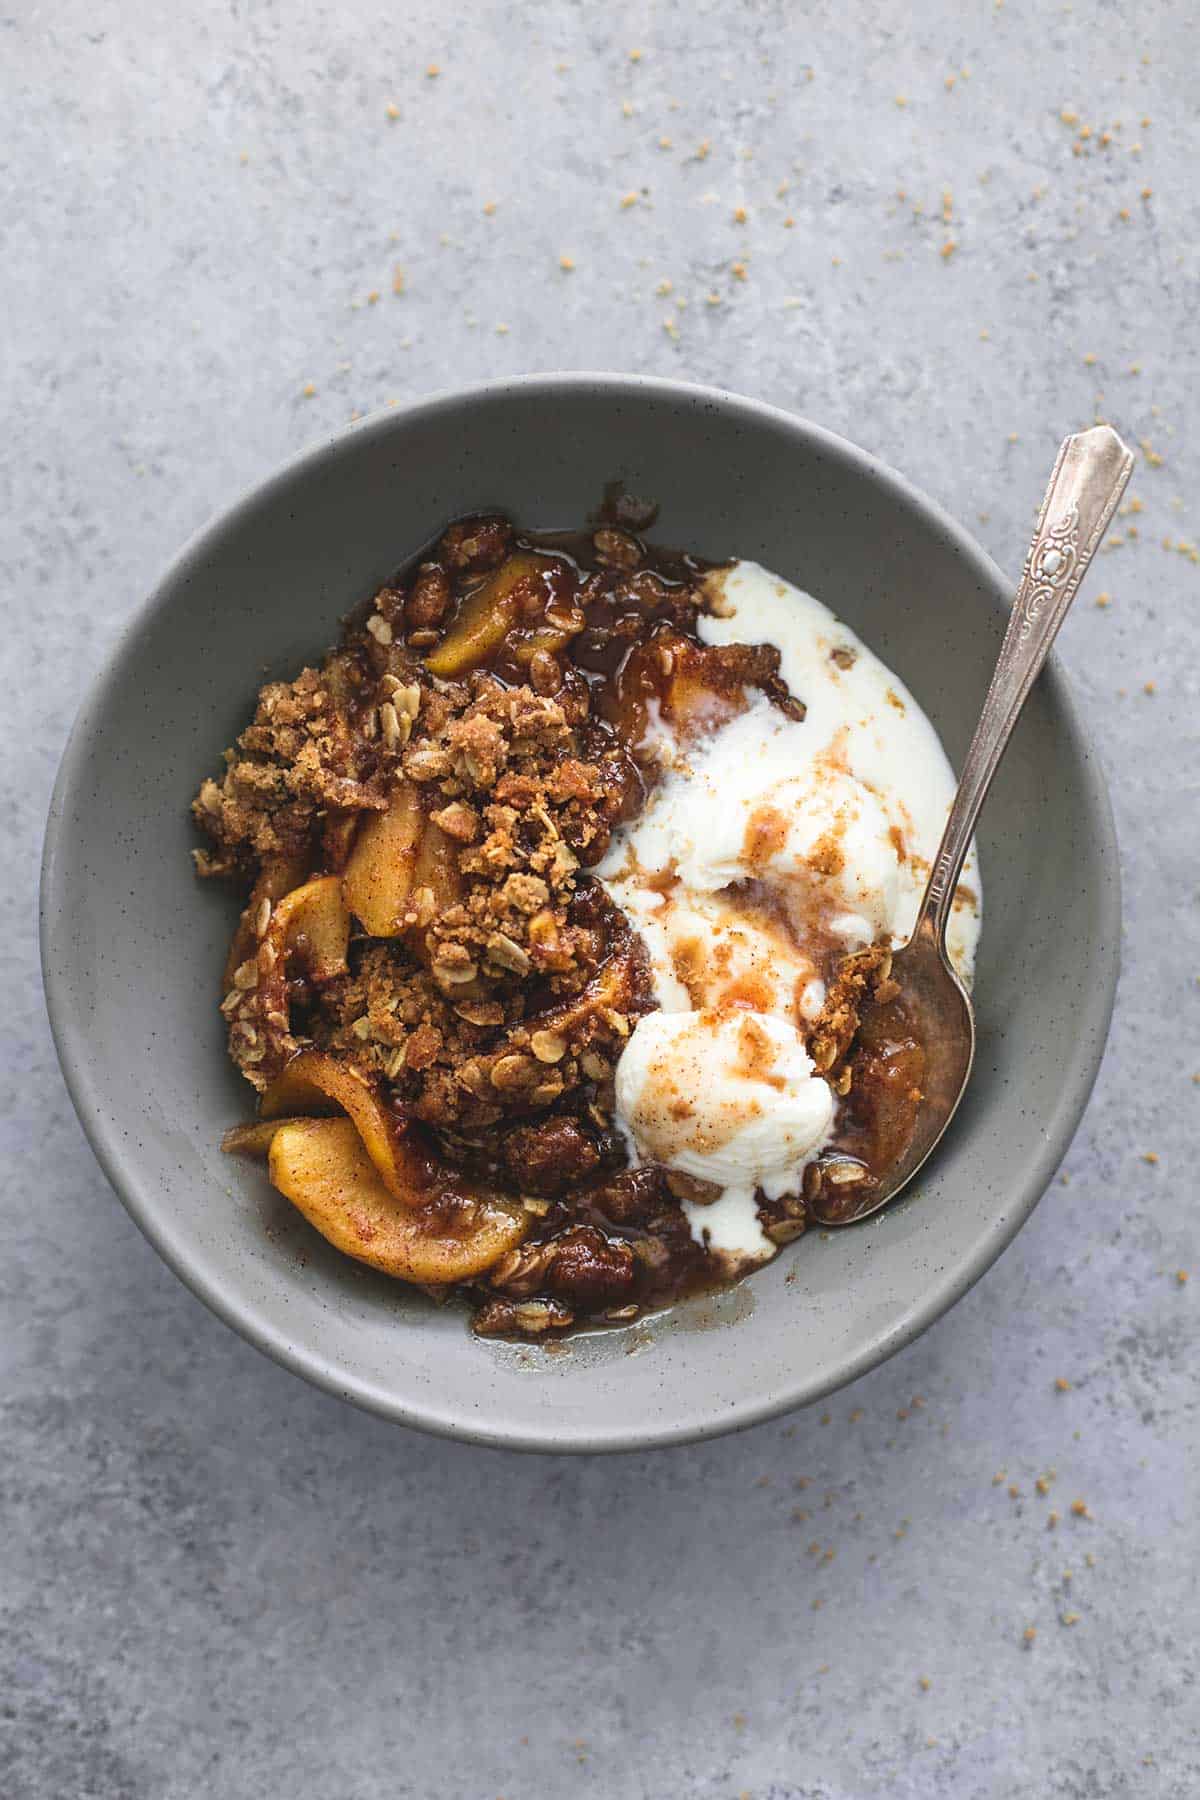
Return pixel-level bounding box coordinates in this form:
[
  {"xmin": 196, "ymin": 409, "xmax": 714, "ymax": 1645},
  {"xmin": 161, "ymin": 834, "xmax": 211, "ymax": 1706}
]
[{"xmin": 810, "ymin": 423, "xmax": 1133, "ymax": 1227}]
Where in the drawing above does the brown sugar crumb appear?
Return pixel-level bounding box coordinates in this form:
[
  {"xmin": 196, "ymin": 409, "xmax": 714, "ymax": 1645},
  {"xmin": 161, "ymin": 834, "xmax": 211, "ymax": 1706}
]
[
  {"xmin": 1055, "ymin": 1377, "xmax": 1072, "ymax": 1392},
  {"xmin": 1023, "ymin": 1626, "xmax": 1037, "ymax": 1645},
  {"xmin": 1048, "ymin": 1510, "xmax": 1060, "ymax": 1529},
  {"xmin": 1070, "ymin": 1499, "xmax": 1090, "ymax": 1519},
  {"xmin": 559, "ymin": 254, "xmax": 575, "ymax": 271},
  {"xmin": 1143, "ymin": 1150, "xmax": 1160, "ymax": 1163},
  {"xmin": 1176, "ymin": 1270, "xmax": 1189, "ymax": 1286}
]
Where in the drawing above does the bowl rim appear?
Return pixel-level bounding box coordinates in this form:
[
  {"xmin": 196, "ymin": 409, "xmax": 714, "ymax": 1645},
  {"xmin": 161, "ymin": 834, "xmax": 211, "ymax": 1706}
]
[{"xmin": 39, "ymin": 371, "xmax": 1121, "ymax": 1452}]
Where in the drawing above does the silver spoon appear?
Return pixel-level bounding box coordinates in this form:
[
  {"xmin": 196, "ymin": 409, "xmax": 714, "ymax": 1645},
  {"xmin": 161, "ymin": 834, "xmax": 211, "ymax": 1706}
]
[{"xmin": 810, "ymin": 424, "xmax": 1134, "ymax": 1227}]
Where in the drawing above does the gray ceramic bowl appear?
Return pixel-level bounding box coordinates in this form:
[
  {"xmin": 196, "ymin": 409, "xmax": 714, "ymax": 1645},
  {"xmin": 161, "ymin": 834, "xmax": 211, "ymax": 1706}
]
[{"xmin": 41, "ymin": 374, "xmax": 1119, "ymax": 1451}]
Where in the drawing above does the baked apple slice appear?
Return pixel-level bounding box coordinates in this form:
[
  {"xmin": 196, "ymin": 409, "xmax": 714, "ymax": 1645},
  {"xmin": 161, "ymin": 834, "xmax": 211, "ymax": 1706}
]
[
  {"xmin": 424, "ymin": 552, "xmax": 549, "ymax": 677},
  {"xmin": 260, "ymin": 1050, "xmax": 408, "ymax": 1200},
  {"xmin": 268, "ymin": 1117, "xmax": 528, "ymax": 1283},
  {"xmin": 223, "ymin": 850, "xmax": 311, "ymax": 989},
  {"xmin": 342, "ymin": 779, "xmax": 461, "ymax": 941},
  {"xmin": 221, "ymin": 1117, "xmax": 310, "ymax": 1157},
  {"xmin": 254, "ymin": 875, "xmax": 351, "ymax": 1029},
  {"xmin": 341, "ymin": 778, "xmax": 424, "ymax": 936}
]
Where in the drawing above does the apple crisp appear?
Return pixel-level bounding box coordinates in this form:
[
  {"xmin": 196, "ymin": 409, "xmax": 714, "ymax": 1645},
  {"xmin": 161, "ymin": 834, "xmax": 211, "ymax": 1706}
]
[{"xmin": 193, "ymin": 511, "xmax": 932, "ymax": 1337}]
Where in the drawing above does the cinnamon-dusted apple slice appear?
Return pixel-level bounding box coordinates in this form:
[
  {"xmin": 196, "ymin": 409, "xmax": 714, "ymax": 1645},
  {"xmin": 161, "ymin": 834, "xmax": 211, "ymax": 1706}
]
[
  {"xmin": 320, "ymin": 808, "xmax": 362, "ymax": 874},
  {"xmin": 341, "ymin": 778, "xmax": 424, "ymax": 937},
  {"xmin": 268, "ymin": 1117, "xmax": 528, "ymax": 1284},
  {"xmin": 342, "ymin": 780, "xmax": 461, "ymax": 942},
  {"xmin": 223, "ymin": 850, "xmax": 312, "ymax": 989},
  {"xmin": 254, "ymin": 874, "xmax": 351, "ymax": 1029},
  {"xmin": 409, "ymin": 811, "xmax": 461, "ymax": 920},
  {"xmin": 260, "ymin": 1050, "xmax": 407, "ymax": 1199},
  {"xmin": 424, "ymin": 552, "xmax": 549, "ymax": 677},
  {"xmin": 270, "ymin": 874, "xmax": 351, "ymax": 980},
  {"xmin": 220, "ymin": 1118, "xmax": 310, "ymax": 1158}
]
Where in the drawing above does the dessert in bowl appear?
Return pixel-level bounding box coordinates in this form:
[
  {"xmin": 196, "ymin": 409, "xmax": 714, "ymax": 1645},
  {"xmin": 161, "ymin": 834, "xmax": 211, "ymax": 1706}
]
[
  {"xmin": 197, "ymin": 514, "xmax": 981, "ymax": 1338},
  {"xmin": 40, "ymin": 375, "xmax": 1119, "ymax": 1449}
]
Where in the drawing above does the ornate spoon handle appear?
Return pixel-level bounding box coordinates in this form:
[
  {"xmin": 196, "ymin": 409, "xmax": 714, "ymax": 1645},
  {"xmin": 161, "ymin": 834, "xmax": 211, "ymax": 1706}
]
[{"xmin": 914, "ymin": 424, "xmax": 1135, "ymax": 953}]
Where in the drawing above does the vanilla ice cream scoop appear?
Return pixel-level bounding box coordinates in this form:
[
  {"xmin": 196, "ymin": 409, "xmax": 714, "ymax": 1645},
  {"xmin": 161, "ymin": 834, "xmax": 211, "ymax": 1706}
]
[
  {"xmin": 620, "ymin": 698, "xmax": 903, "ymax": 951},
  {"xmin": 615, "ymin": 1009, "xmax": 834, "ymax": 1262}
]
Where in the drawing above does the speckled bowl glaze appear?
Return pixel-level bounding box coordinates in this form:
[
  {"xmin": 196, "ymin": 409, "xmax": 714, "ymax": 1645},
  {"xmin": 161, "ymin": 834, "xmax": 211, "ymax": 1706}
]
[{"xmin": 40, "ymin": 375, "xmax": 1119, "ymax": 1451}]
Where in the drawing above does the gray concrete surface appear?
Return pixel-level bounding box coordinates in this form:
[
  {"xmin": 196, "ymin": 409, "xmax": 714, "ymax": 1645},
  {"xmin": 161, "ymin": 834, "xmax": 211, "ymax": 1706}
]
[{"xmin": 4, "ymin": 3, "xmax": 1197, "ymax": 1795}]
